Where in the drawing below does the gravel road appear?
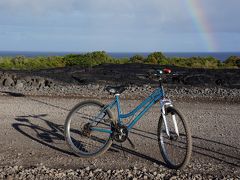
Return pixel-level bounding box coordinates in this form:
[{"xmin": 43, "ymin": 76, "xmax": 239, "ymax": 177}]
[{"xmin": 0, "ymin": 94, "xmax": 239, "ymax": 179}]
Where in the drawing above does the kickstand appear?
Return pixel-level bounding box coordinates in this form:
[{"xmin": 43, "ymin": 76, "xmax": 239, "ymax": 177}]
[{"xmin": 127, "ymin": 137, "xmax": 135, "ymax": 149}]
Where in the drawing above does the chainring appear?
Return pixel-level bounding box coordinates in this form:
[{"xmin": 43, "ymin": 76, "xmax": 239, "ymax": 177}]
[{"xmin": 112, "ymin": 124, "xmax": 128, "ymax": 143}]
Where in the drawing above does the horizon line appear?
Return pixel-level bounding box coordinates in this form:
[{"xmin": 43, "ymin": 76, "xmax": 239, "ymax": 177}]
[{"xmin": 0, "ymin": 50, "xmax": 240, "ymax": 53}]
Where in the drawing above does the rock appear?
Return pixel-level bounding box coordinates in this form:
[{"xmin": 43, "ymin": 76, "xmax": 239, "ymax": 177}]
[
  {"xmin": 23, "ymin": 76, "xmax": 33, "ymax": 84},
  {"xmin": 15, "ymin": 80, "xmax": 24, "ymax": 89},
  {"xmin": 31, "ymin": 78, "xmax": 40, "ymax": 88},
  {"xmin": 37, "ymin": 78, "xmax": 45, "ymax": 88},
  {"xmin": 87, "ymin": 84, "xmax": 99, "ymax": 90},
  {"xmin": 142, "ymin": 167, "xmax": 147, "ymax": 172},
  {"xmin": 0, "ymin": 77, "xmax": 5, "ymax": 86},
  {"xmin": 7, "ymin": 175, "xmax": 13, "ymax": 180},
  {"xmin": 169, "ymin": 176, "xmax": 178, "ymax": 180},
  {"xmin": 3, "ymin": 77, "xmax": 15, "ymax": 87},
  {"xmin": 94, "ymin": 168, "xmax": 102, "ymax": 173},
  {"xmin": 45, "ymin": 80, "xmax": 54, "ymax": 88},
  {"xmin": 89, "ymin": 171, "xmax": 93, "ymax": 177}
]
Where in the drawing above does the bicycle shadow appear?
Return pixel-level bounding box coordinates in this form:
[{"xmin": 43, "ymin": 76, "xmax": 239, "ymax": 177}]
[
  {"xmin": 12, "ymin": 114, "xmax": 76, "ymax": 156},
  {"xmin": 131, "ymin": 128, "xmax": 240, "ymax": 167},
  {"xmin": 12, "ymin": 114, "xmax": 166, "ymax": 166}
]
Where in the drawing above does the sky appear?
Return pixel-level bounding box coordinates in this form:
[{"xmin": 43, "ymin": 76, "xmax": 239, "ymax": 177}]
[{"xmin": 0, "ymin": 0, "xmax": 239, "ymax": 52}]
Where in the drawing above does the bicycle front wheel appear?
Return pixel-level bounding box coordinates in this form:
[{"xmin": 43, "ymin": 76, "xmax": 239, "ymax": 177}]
[
  {"xmin": 158, "ymin": 106, "xmax": 192, "ymax": 169},
  {"xmin": 64, "ymin": 100, "xmax": 114, "ymax": 158}
]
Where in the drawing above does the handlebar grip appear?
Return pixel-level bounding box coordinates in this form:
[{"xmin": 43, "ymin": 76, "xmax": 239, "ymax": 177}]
[{"xmin": 163, "ymin": 68, "xmax": 171, "ymax": 74}]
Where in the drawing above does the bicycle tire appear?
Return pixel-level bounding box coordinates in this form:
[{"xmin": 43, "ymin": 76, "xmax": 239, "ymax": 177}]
[
  {"xmin": 158, "ymin": 106, "xmax": 192, "ymax": 169},
  {"xmin": 64, "ymin": 100, "xmax": 114, "ymax": 158}
]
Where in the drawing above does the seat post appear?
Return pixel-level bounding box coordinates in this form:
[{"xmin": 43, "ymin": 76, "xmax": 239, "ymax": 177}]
[{"xmin": 115, "ymin": 94, "xmax": 122, "ymax": 122}]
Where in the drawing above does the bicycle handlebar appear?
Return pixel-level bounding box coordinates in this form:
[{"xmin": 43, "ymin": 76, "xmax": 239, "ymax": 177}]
[{"xmin": 150, "ymin": 68, "xmax": 172, "ymax": 78}]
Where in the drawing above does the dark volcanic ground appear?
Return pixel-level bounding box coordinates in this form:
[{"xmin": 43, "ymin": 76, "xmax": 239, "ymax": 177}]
[
  {"xmin": 0, "ymin": 64, "xmax": 239, "ymax": 102},
  {"xmin": 1, "ymin": 63, "xmax": 240, "ymax": 87}
]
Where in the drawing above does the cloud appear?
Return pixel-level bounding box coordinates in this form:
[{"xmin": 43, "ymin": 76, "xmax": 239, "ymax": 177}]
[
  {"xmin": 0, "ymin": 0, "xmax": 239, "ymax": 34},
  {"xmin": 0, "ymin": 0, "xmax": 239, "ymax": 51},
  {"xmin": 0, "ymin": 0, "xmax": 180, "ymax": 17},
  {"xmin": 0, "ymin": 0, "xmax": 78, "ymax": 15},
  {"xmin": 0, "ymin": 0, "xmax": 184, "ymax": 31}
]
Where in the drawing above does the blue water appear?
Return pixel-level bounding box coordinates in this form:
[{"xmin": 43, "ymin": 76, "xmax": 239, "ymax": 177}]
[{"xmin": 0, "ymin": 51, "xmax": 240, "ymax": 61}]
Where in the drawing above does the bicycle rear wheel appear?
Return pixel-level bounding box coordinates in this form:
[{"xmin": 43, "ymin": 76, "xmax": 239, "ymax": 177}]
[
  {"xmin": 64, "ymin": 100, "xmax": 114, "ymax": 158},
  {"xmin": 158, "ymin": 106, "xmax": 192, "ymax": 169}
]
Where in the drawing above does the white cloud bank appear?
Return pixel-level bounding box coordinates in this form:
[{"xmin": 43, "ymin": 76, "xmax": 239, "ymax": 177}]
[{"xmin": 0, "ymin": 0, "xmax": 239, "ymax": 51}]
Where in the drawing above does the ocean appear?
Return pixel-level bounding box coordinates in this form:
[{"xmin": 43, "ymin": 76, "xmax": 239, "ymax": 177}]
[{"xmin": 0, "ymin": 51, "xmax": 240, "ymax": 61}]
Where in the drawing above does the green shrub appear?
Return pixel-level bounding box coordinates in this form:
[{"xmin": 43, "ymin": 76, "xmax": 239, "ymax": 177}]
[
  {"xmin": 129, "ymin": 55, "xmax": 145, "ymax": 63},
  {"xmin": 224, "ymin": 56, "xmax": 240, "ymax": 68},
  {"xmin": 146, "ymin": 52, "xmax": 167, "ymax": 64},
  {"xmin": 0, "ymin": 56, "xmax": 65, "ymax": 70},
  {"xmin": 169, "ymin": 56, "xmax": 221, "ymax": 68},
  {"xmin": 0, "ymin": 52, "xmax": 238, "ymax": 70},
  {"xmin": 64, "ymin": 51, "xmax": 115, "ymax": 67},
  {"xmin": 0, "ymin": 57, "xmax": 13, "ymax": 69}
]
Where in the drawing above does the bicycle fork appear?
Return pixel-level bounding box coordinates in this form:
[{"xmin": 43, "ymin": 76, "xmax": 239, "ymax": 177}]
[{"xmin": 160, "ymin": 99, "xmax": 179, "ymax": 138}]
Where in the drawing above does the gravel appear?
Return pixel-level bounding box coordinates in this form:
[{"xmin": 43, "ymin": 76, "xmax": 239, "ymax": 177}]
[
  {"xmin": 1, "ymin": 165, "xmax": 239, "ymax": 179},
  {"xmin": 0, "ymin": 96, "xmax": 239, "ymax": 179},
  {"xmin": 1, "ymin": 83, "xmax": 240, "ymax": 102}
]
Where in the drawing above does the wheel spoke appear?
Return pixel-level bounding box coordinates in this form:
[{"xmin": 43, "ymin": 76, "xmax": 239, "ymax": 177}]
[
  {"xmin": 158, "ymin": 107, "xmax": 192, "ymax": 169},
  {"xmin": 65, "ymin": 101, "xmax": 113, "ymax": 157}
]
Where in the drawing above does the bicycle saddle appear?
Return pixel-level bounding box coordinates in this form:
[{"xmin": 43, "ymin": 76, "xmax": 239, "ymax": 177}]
[{"xmin": 105, "ymin": 85, "xmax": 126, "ymax": 95}]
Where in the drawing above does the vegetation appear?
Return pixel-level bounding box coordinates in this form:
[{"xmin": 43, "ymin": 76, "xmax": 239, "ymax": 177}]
[
  {"xmin": 64, "ymin": 51, "xmax": 114, "ymax": 67},
  {"xmin": 0, "ymin": 51, "xmax": 239, "ymax": 70},
  {"xmin": 224, "ymin": 56, "xmax": 240, "ymax": 68},
  {"xmin": 129, "ymin": 55, "xmax": 145, "ymax": 63},
  {"xmin": 0, "ymin": 56, "xmax": 66, "ymax": 70},
  {"xmin": 145, "ymin": 52, "xmax": 167, "ymax": 64}
]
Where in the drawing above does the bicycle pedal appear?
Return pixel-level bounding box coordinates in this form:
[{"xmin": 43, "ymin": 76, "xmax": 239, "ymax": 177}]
[{"xmin": 127, "ymin": 137, "xmax": 135, "ymax": 149}]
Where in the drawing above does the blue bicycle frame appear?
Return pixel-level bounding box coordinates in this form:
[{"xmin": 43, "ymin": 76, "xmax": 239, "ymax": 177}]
[{"xmin": 91, "ymin": 86, "xmax": 166, "ymax": 134}]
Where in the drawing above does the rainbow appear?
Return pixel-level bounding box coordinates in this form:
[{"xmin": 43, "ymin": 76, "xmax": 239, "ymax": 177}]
[{"xmin": 186, "ymin": 0, "xmax": 218, "ymax": 52}]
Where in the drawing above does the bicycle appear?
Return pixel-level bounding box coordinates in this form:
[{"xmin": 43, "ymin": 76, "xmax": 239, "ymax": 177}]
[{"xmin": 64, "ymin": 68, "xmax": 192, "ymax": 169}]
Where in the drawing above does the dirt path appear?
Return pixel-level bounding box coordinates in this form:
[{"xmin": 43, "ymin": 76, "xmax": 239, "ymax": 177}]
[{"xmin": 0, "ymin": 95, "xmax": 239, "ymax": 176}]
